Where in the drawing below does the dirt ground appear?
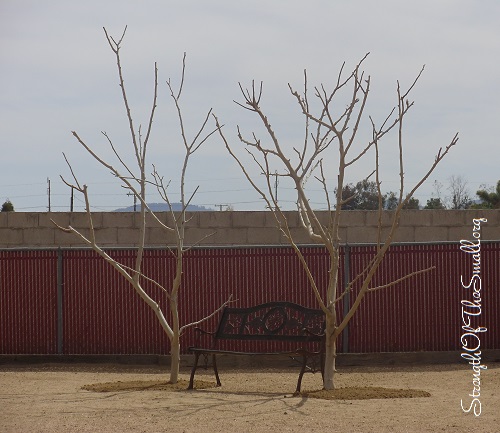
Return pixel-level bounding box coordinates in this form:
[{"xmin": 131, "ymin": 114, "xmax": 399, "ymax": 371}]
[{"xmin": 0, "ymin": 361, "xmax": 498, "ymax": 433}]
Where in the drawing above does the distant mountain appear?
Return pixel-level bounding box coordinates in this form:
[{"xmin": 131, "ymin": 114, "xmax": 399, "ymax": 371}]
[{"xmin": 114, "ymin": 202, "xmax": 212, "ymax": 212}]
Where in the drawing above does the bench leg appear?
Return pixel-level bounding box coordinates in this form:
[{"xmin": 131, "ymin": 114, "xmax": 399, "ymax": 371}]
[
  {"xmin": 188, "ymin": 353, "xmax": 222, "ymax": 389},
  {"xmin": 188, "ymin": 352, "xmax": 201, "ymax": 390},
  {"xmin": 296, "ymin": 354, "xmax": 308, "ymax": 394},
  {"xmin": 212, "ymin": 354, "xmax": 221, "ymax": 387}
]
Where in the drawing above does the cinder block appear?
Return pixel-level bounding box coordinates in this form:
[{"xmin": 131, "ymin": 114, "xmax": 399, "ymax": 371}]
[
  {"xmin": 399, "ymin": 210, "xmax": 432, "ymax": 227},
  {"xmin": 42, "ymin": 213, "xmax": 70, "ymax": 229},
  {"xmin": 480, "ymin": 227, "xmax": 500, "ymax": 242},
  {"xmin": 7, "ymin": 213, "xmax": 39, "ymax": 228},
  {"xmin": 0, "ymin": 212, "xmax": 9, "ymax": 228},
  {"xmin": 448, "ymin": 226, "xmax": 482, "ymax": 243},
  {"xmin": 338, "ymin": 211, "xmax": 366, "ymax": 227},
  {"xmin": 88, "ymin": 212, "xmax": 106, "ymax": 229},
  {"xmin": 54, "ymin": 228, "xmax": 85, "ymax": 247},
  {"xmin": 300, "ymin": 210, "xmax": 338, "ymax": 231},
  {"xmin": 22, "ymin": 228, "xmax": 55, "ymax": 246},
  {"xmin": 198, "ymin": 211, "xmax": 232, "ymax": 228},
  {"xmin": 481, "ymin": 210, "xmax": 500, "ymax": 227},
  {"xmin": 145, "ymin": 211, "xmax": 174, "ymax": 229},
  {"xmin": 69, "ymin": 212, "xmax": 103, "ymax": 230},
  {"xmin": 337, "ymin": 227, "xmax": 348, "ymax": 244},
  {"xmin": 351, "ymin": 226, "xmax": 405, "ymax": 244},
  {"xmin": 311, "ymin": 211, "xmax": 330, "ymax": 227},
  {"xmin": 431, "ymin": 210, "xmax": 465, "ymax": 227},
  {"xmin": 145, "ymin": 227, "xmax": 172, "ymax": 246},
  {"xmin": 232, "ymin": 211, "xmax": 266, "ymax": 228},
  {"xmin": 448, "ymin": 210, "xmax": 498, "ymax": 242},
  {"xmin": 285, "ymin": 228, "xmax": 323, "ymax": 245},
  {"xmin": 247, "ymin": 227, "xmax": 282, "ymax": 245},
  {"xmin": 153, "ymin": 211, "xmax": 201, "ymax": 230},
  {"xmin": 184, "ymin": 211, "xmax": 200, "ymax": 227},
  {"xmin": 103, "ymin": 212, "xmax": 135, "ymax": 228},
  {"xmin": 184, "ymin": 227, "xmax": 221, "ymax": 246},
  {"xmin": 392, "ymin": 226, "xmax": 416, "ymax": 242},
  {"xmin": 207, "ymin": 228, "xmax": 246, "ymax": 245},
  {"xmin": 414, "ymin": 226, "xmax": 448, "ymax": 242},
  {"xmin": 117, "ymin": 228, "xmax": 141, "ymax": 246},
  {"xmin": 0, "ymin": 228, "xmax": 23, "ymax": 247},
  {"xmin": 92, "ymin": 227, "xmax": 118, "ymax": 245},
  {"xmin": 364, "ymin": 210, "xmax": 396, "ymax": 228},
  {"xmin": 267, "ymin": 211, "xmax": 299, "ymax": 229},
  {"xmin": 461, "ymin": 210, "xmax": 498, "ymax": 228},
  {"xmin": 346, "ymin": 226, "xmax": 379, "ymax": 243},
  {"xmin": 375, "ymin": 226, "xmax": 416, "ymax": 243}
]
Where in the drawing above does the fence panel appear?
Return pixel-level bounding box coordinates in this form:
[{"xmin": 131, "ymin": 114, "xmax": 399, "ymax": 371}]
[
  {"xmin": 62, "ymin": 249, "xmax": 171, "ymax": 354},
  {"xmin": 346, "ymin": 243, "xmax": 499, "ymax": 352},
  {"xmin": 0, "ymin": 250, "xmax": 58, "ymax": 354}
]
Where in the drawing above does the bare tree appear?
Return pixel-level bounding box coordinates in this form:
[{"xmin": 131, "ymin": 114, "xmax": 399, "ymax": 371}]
[
  {"xmin": 215, "ymin": 56, "xmax": 458, "ymax": 390},
  {"xmin": 424, "ymin": 179, "xmax": 447, "ymax": 209},
  {"xmin": 448, "ymin": 175, "xmax": 472, "ymax": 209},
  {"xmin": 53, "ymin": 27, "xmax": 227, "ymax": 383}
]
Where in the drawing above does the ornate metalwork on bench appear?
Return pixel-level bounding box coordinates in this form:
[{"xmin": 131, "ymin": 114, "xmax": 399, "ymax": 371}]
[{"xmin": 188, "ymin": 301, "xmax": 325, "ymax": 393}]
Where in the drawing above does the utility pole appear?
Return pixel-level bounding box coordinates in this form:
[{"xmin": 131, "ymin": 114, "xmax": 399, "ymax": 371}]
[
  {"xmin": 70, "ymin": 186, "xmax": 74, "ymax": 212},
  {"xmin": 274, "ymin": 170, "xmax": 279, "ymax": 205},
  {"xmin": 127, "ymin": 192, "xmax": 137, "ymax": 211},
  {"xmin": 47, "ymin": 178, "xmax": 51, "ymax": 212},
  {"xmin": 215, "ymin": 204, "xmax": 229, "ymax": 211}
]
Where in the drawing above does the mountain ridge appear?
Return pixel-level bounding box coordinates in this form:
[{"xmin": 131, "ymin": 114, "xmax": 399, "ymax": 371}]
[{"xmin": 114, "ymin": 202, "xmax": 212, "ymax": 212}]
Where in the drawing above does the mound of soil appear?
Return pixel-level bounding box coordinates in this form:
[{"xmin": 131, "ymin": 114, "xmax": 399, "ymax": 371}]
[
  {"xmin": 82, "ymin": 379, "xmax": 430, "ymax": 400},
  {"xmin": 82, "ymin": 379, "xmax": 216, "ymax": 392},
  {"xmin": 300, "ymin": 386, "xmax": 431, "ymax": 400}
]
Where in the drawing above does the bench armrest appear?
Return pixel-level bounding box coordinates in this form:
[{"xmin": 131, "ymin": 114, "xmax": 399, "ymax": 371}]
[
  {"xmin": 193, "ymin": 327, "xmax": 216, "ymax": 336},
  {"xmin": 302, "ymin": 327, "xmax": 325, "ymax": 338},
  {"xmin": 192, "ymin": 327, "xmax": 217, "ymax": 348}
]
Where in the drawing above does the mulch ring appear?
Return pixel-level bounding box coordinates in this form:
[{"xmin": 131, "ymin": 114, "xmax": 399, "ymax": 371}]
[
  {"xmin": 82, "ymin": 379, "xmax": 216, "ymax": 392},
  {"xmin": 82, "ymin": 380, "xmax": 430, "ymax": 400},
  {"xmin": 299, "ymin": 387, "xmax": 431, "ymax": 400}
]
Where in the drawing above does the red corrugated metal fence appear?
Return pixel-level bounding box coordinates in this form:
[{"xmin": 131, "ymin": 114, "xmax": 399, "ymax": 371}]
[
  {"xmin": 0, "ymin": 250, "xmax": 58, "ymax": 354},
  {"xmin": 1, "ymin": 243, "xmax": 498, "ymax": 355}
]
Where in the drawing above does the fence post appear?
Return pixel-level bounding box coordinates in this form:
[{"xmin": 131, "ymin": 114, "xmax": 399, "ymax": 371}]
[
  {"xmin": 342, "ymin": 244, "xmax": 350, "ymax": 353},
  {"xmin": 57, "ymin": 248, "xmax": 64, "ymax": 354}
]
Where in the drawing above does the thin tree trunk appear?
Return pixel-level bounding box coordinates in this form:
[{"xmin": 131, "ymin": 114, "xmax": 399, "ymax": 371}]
[
  {"xmin": 169, "ymin": 334, "xmax": 180, "ymax": 383},
  {"xmin": 169, "ymin": 296, "xmax": 181, "ymax": 383},
  {"xmin": 323, "ymin": 318, "xmax": 337, "ymax": 390}
]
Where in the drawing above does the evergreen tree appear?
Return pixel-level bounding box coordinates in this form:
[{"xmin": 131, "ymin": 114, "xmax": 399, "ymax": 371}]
[
  {"xmin": 340, "ymin": 180, "xmax": 384, "ymax": 210},
  {"xmin": 1, "ymin": 200, "xmax": 14, "ymax": 212},
  {"xmin": 424, "ymin": 197, "xmax": 446, "ymax": 209},
  {"xmin": 474, "ymin": 180, "xmax": 500, "ymax": 209}
]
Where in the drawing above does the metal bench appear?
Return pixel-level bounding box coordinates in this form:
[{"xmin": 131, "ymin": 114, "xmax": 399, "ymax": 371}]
[{"xmin": 188, "ymin": 301, "xmax": 325, "ymax": 393}]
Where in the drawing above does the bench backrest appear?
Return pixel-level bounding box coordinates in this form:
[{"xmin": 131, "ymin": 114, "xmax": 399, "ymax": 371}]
[{"xmin": 214, "ymin": 302, "xmax": 324, "ymax": 342}]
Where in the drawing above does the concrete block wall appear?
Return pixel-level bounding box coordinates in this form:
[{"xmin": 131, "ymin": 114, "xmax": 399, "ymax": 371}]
[{"xmin": 0, "ymin": 209, "xmax": 499, "ymax": 248}]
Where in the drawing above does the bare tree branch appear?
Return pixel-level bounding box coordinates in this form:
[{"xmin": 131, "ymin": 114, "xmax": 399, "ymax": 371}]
[
  {"xmin": 180, "ymin": 295, "xmax": 235, "ymax": 334},
  {"xmin": 367, "ymin": 266, "xmax": 435, "ymax": 292}
]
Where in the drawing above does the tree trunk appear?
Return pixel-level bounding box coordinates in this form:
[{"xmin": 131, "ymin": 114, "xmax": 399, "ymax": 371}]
[
  {"xmin": 169, "ymin": 333, "xmax": 180, "ymax": 384},
  {"xmin": 322, "ymin": 320, "xmax": 337, "ymax": 390},
  {"xmin": 169, "ymin": 294, "xmax": 181, "ymax": 384}
]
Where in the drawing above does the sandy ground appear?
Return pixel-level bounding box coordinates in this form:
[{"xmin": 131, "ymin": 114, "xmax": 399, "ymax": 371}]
[{"xmin": 0, "ymin": 362, "xmax": 498, "ymax": 433}]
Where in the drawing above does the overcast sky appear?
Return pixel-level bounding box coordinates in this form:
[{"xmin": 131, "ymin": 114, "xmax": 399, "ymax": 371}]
[{"xmin": 1, "ymin": 0, "xmax": 499, "ymax": 211}]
